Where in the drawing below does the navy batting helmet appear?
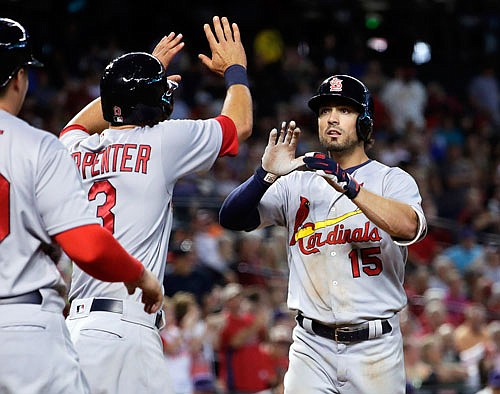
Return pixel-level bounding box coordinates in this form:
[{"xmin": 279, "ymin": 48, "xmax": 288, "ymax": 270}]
[
  {"xmin": 308, "ymin": 75, "xmax": 374, "ymax": 143},
  {"xmin": 100, "ymin": 52, "xmax": 178, "ymax": 127},
  {"xmin": 0, "ymin": 18, "xmax": 43, "ymax": 88}
]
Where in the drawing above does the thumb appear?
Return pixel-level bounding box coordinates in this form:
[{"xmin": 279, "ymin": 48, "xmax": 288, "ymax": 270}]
[
  {"xmin": 167, "ymin": 74, "xmax": 182, "ymax": 83},
  {"xmin": 198, "ymin": 54, "xmax": 211, "ymax": 69},
  {"xmin": 124, "ymin": 283, "xmax": 136, "ymax": 295}
]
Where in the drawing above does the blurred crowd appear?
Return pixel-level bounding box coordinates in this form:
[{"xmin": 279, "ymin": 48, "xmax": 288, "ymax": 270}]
[{"xmin": 16, "ymin": 11, "xmax": 500, "ymax": 394}]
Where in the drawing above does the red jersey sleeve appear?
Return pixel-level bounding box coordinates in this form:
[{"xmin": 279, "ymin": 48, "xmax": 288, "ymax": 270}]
[
  {"xmin": 54, "ymin": 224, "xmax": 144, "ymax": 282},
  {"xmin": 215, "ymin": 115, "xmax": 238, "ymax": 157},
  {"xmin": 59, "ymin": 124, "xmax": 90, "ymax": 138}
]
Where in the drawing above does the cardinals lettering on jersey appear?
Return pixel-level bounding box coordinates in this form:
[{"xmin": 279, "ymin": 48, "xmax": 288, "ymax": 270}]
[
  {"xmin": 297, "ymin": 221, "xmax": 382, "ymax": 255},
  {"xmin": 71, "ymin": 143, "xmax": 152, "ymax": 179},
  {"xmin": 289, "ymin": 196, "xmax": 382, "ymax": 255}
]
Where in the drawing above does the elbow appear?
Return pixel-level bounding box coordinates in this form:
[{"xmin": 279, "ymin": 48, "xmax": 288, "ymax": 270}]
[
  {"xmin": 393, "ymin": 215, "xmax": 420, "ymax": 241},
  {"xmin": 219, "ymin": 211, "xmax": 238, "ymax": 231},
  {"xmin": 237, "ymin": 120, "xmax": 253, "ymax": 142}
]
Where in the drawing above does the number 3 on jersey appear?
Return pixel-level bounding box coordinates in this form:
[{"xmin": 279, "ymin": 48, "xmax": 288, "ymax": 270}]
[
  {"xmin": 88, "ymin": 180, "xmax": 116, "ymax": 234},
  {"xmin": 0, "ymin": 174, "xmax": 10, "ymax": 242}
]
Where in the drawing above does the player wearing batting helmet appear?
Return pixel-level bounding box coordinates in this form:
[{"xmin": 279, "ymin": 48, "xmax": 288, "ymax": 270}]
[
  {"xmin": 219, "ymin": 74, "xmax": 427, "ymax": 393},
  {"xmin": 60, "ymin": 16, "xmax": 252, "ymax": 394},
  {"xmin": 0, "ymin": 18, "xmax": 163, "ymax": 394}
]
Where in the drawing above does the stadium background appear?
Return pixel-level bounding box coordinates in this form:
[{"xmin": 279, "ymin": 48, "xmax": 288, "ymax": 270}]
[{"xmin": 3, "ymin": 1, "xmax": 500, "ymax": 393}]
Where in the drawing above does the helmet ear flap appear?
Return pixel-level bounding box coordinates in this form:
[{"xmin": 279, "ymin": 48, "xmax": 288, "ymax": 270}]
[
  {"xmin": 161, "ymin": 80, "xmax": 178, "ymax": 119},
  {"xmin": 356, "ymin": 90, "xmax": 374, "ymax": 142}
]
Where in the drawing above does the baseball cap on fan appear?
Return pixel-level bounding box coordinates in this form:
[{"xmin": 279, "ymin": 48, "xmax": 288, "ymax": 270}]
[
  {"xmin": 308, "ymin": 75, "xmax": 367, "ymax": 115},
  {"xmin": 221, "ymin": 283, "xmax": 242, "ymax": 302}
]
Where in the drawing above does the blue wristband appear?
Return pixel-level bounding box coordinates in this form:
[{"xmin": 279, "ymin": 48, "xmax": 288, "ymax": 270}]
[
  {"xmin": 343, "ymin": 176, "xmax": 361, "ymax": 199},
  {"xmin": 255, "ymin": 166, "xmax": 279, "ymax": 184},
  {"xmin": 224, "ymin": 64, "xmax": 249, "ymax": 88}
]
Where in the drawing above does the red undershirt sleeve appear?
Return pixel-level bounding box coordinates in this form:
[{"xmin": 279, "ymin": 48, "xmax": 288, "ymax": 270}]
[
  {"xmin": 53, "ymin": 224, "xmax": 144, "ymax": 282},
  {"xmin": 215, "ymin": 115, "xmax": 238, "ymax": 157},
  {"xmin": 59, "ymin": 124, "xmax": 90, "ymax": 138}
]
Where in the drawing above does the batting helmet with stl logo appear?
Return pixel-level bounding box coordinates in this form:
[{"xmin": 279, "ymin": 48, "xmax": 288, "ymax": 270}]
[
  {"xmin": 0, "ymin": 18, "xmax": 43, "ymax": 88},
  {"xmin": 100, "ymin": 52, "xmax": 178, "ymax": 127},
  {"xmin": 308, "ymin": 75, "xmax": 374, "ymax": 143}
]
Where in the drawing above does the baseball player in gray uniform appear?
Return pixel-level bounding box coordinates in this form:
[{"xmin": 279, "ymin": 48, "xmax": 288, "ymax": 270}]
[
  {"xmin": 59, "ymin": 16, "xmax": 252, "ymax": 394},
  {"xmin": 219, "ymin": 75, "xmax": 427, "ymax": 393},
  {"xmin": 0, "ymin": 18, "xmax": 162, "ymax": 394}
]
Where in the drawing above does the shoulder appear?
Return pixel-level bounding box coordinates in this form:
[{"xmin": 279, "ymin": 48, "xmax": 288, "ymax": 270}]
[
  {"xmin": 11, "ymin": 117, "xmax": 63, "ymax": 152},
  {"xmin": 279, "ymin": 169, "xmax": 316, "ymax": 184},
  {"xmin": 158, "ymin": 118, "xmax": 219, "ymax": 130},
  {"xmin": 363, "ymin": 160, "xmax": 416, "ymax": 179}
]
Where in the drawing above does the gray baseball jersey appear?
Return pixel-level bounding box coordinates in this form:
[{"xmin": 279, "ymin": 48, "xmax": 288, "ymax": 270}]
[
  {"xmin": 0, "ymin": 109, "xmax": 98, "ymax": 308},
  {"xmin": 0, "ymin": 109, "xmax": 97, "ymax": 393},
  {"xmin": 60, "ymin": 117, "xmax": 231, "ymax": 301},
  {"xmin": 257, "ymin": 159, "xmax": 426, "ymax": 394},
  {"xmin": 257, "ymin": 159, "xmax": 427, "ymax": 324},
  {"xmin": 61, "ymin": 117, "xmax": 235, "ymax": 394}
]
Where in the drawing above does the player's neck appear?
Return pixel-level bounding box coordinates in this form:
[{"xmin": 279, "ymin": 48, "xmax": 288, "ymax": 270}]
[
  {"xmin": 329, "ymin": 148, "xmax": 369, "ymax": 170},
  {"xmin": 109, "ymin": 125, "xmax": 136, "ymax": 130}
]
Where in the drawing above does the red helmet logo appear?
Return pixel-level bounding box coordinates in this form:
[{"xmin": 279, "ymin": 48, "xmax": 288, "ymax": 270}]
[{"xmin": 329, "ymin": 77, "xmax": 343, "ymax": 92}]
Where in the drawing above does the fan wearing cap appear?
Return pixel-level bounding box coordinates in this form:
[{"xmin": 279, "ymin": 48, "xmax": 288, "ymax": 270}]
[{"xmin": 219, "ymin": 74, "xmax": 427, "ymax": 393}]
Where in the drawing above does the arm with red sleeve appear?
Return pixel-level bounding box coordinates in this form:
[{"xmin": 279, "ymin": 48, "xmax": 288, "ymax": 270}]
[{"xmin": 53, "ymin": 224, "xmax": 162, "ymax": 313}]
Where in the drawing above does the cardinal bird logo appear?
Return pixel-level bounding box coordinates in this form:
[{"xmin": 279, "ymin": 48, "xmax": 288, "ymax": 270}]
[
  {"xmin": 329, "ymin": 77, "xmax": 343, "ymax": 92},
  {"xmin": 290, "ymin": 196, "xmax": 310, "ymax": 246}
]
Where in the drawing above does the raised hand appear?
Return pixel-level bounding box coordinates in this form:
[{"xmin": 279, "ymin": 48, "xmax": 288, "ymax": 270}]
[
  {"xmin": 262, "ymin": 120, "xmax": 304, "ymax": 176},
  {"xmin": 152, "ymin": 32, "xmax": 184, "ymax": 70},
  {"xmin": 198, "ymin": 16, "xmax": 246, "ymax": 76}
]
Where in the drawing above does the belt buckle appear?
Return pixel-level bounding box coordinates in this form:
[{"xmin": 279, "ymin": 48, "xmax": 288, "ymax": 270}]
[
  {"xmin": 334, "ymin": 324, "xmax": 365, "ymax": 343},
  {"xmin": 334, "ymin": 327, "xmax": 350, "ymax": 343}
]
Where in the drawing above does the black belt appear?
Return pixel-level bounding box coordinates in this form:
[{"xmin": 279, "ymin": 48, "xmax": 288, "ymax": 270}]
[
  {"xmin": 296, "ymin": 313, "xmax": 391, "ymax": 343},
  {"xmin": 89, "ymin": 298, "xmax": 163, "ymax": 329},
  {"xmin": 0, "ymin": 290, "xmax": 43, "ymax": 305}
]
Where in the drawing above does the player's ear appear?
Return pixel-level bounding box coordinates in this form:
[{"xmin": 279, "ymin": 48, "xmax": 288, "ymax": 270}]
[{"xmin": 11, "ymin": 68, "xmax": 26, "ymax": 89}]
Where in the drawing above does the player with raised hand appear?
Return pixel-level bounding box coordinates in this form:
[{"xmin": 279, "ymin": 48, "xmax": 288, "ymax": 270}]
[
  {"xmin": 0, "ymin": 18, "xmax": 162, "ymax": 394},
  {"xmin": 219, "ymin": 75, "xmax": 427, "ymax": 393},
  {"xmin": 59, "ymin": 16, "xmax": 252, "ymax": 394}
]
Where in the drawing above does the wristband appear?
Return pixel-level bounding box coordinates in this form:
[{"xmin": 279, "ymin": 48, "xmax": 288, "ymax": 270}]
[
  {"xmin": 224, "ymin": 64, "xmax": 249, "ymax": 88},
  {"xmin": 343, "ymin": 175, "xmax": 361, "ymax": 199},
  {"xmin": 255, "ymin": 166, "xmax": 279, "ymax": 184}
]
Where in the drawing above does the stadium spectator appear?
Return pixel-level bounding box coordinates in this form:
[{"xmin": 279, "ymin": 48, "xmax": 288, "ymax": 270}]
[
  {"xmin": 163, "ymin": 237, "xmax": 214, "ymax": 307},
  {"xmin": 217, "ymin": 283, "xmax": 276, "ymax": 394}
]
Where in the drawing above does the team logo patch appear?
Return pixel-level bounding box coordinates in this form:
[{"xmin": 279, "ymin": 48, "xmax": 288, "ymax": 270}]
[
  {"xmin": 113, "ymin": 106, "xmax": 123, "ymax": 123},
  {"xmin": 76, "ymin": 304, "xmax": 85, "ymax": 314},
  {"xmin": 329, "ymin": 77, "xmax": 343, "ymax": 92},
  {"xmin": 290, "ymin": 196, "xmax": 310, "ymax": 246}
]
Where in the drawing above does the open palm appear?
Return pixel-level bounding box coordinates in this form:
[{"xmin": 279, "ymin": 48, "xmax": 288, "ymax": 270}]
[{"xmin": 262, "ymin": 121, "xmax": 305, "ymax": 176}]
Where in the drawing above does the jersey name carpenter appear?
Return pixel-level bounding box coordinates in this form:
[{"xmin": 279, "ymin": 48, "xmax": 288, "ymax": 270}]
[{"xmin": 71, "ymin": 143, "xmax": 152, "ymax": 178}]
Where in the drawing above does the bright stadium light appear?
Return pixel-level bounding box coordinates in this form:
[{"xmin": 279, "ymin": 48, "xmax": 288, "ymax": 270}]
[
  {"xmin": 412, "ymin": 41, "xmax": 431, "ymax": 64},
  {"xmin": 367, "ymin": 37, "xmax": 388, "ymax": 53}
]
